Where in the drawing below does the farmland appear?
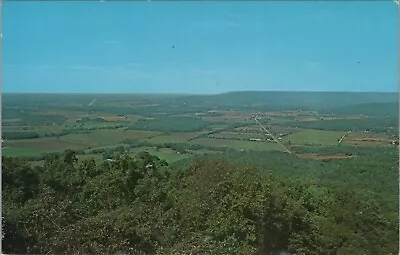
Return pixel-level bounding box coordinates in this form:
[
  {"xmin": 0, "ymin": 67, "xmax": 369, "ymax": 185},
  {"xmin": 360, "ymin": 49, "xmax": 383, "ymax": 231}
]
[{"xmin": 2, "ymin": 92, "xmax": 398, "ymax": 164}]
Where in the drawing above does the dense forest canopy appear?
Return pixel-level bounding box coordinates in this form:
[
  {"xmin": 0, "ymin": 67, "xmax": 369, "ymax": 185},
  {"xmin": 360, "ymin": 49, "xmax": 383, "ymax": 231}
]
[{"xmin": 3, "ymin": 146, "xmax": 398, "ymax": 254}]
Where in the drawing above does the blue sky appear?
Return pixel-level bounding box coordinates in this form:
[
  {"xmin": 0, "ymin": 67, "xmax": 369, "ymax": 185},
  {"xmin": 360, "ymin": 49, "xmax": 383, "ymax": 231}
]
[{"xmin": 3, "ymin": 1, "xmax": 398, "ymax": 93}]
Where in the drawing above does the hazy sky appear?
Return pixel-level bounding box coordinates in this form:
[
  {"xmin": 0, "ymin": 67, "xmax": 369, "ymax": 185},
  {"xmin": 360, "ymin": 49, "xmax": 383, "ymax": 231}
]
[{"xmin": 3, "ymin": 1, "xmax": 398, "ymax": 93}]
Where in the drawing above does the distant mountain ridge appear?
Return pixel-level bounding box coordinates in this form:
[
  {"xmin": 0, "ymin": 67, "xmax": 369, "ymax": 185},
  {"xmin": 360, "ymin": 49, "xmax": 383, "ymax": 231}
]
[
  {"xmin": 3, "ymin": 91, "xmax": 398, "ymax": 114},
  {"xmin": 330, "ymin": 102, "xmax": 399, "ymax": 117},
  {"xmin": 177, "ymin": 91, "xmax": 398, "ymax": 110}
]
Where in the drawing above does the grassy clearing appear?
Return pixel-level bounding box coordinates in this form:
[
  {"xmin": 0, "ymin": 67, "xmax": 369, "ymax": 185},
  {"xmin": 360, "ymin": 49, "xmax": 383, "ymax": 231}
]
[
  {"xmin": 129, "ymin": 147, "xmax": 192, "ymax": 163},
  {"xmin": 282, "ymin": 129, "xmax": 345, "ymax": 145},
  {"xmin": 190, "ymin": 138, "xmax": 284, "ymax": 152},
  {"xmin": 2, "ymin": 147, "xmax": 53, "ymax": 157}
]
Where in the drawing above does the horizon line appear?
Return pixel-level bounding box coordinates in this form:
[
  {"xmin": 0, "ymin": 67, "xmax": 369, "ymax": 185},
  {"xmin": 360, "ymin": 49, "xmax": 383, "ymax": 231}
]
[{"xmin": 2, "ymin": 90, "xmax": 398, "ymax": 95}]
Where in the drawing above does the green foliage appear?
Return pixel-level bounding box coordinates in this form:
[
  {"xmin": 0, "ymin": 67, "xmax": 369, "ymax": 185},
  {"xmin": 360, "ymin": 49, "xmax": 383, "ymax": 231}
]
[{"xmin": 2, "ymin": 148, "xmax": 398, "ymax": 254}]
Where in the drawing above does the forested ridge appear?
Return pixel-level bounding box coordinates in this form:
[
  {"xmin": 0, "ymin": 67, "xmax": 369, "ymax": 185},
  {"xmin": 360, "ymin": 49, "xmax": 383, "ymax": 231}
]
[{"xmin": 3, "ymin": 147, "xmax": 398, "ymax": 255}]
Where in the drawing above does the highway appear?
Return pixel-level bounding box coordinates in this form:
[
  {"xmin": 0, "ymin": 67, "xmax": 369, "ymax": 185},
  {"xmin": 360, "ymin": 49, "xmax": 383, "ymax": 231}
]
[
  {"xmin": 338, "ymin": 131, "xmax": 352, "ymax": 144},
  {"xmin": 253, "ymin": 115, "xmax": 292, "ymax": 154}
]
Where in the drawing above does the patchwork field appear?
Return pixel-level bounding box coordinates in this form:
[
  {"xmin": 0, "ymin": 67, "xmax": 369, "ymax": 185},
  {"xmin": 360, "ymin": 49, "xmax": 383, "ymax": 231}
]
[{"xmin": 3, "ymin": 93, "xmax": 397, "ymax": 163}]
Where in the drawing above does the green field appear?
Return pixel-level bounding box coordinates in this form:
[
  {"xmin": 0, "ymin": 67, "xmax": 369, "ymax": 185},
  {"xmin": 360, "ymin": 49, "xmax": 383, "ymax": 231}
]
[{"xmin": 282, "ymin": 129, "xmax": 346, "ymax": 145}]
